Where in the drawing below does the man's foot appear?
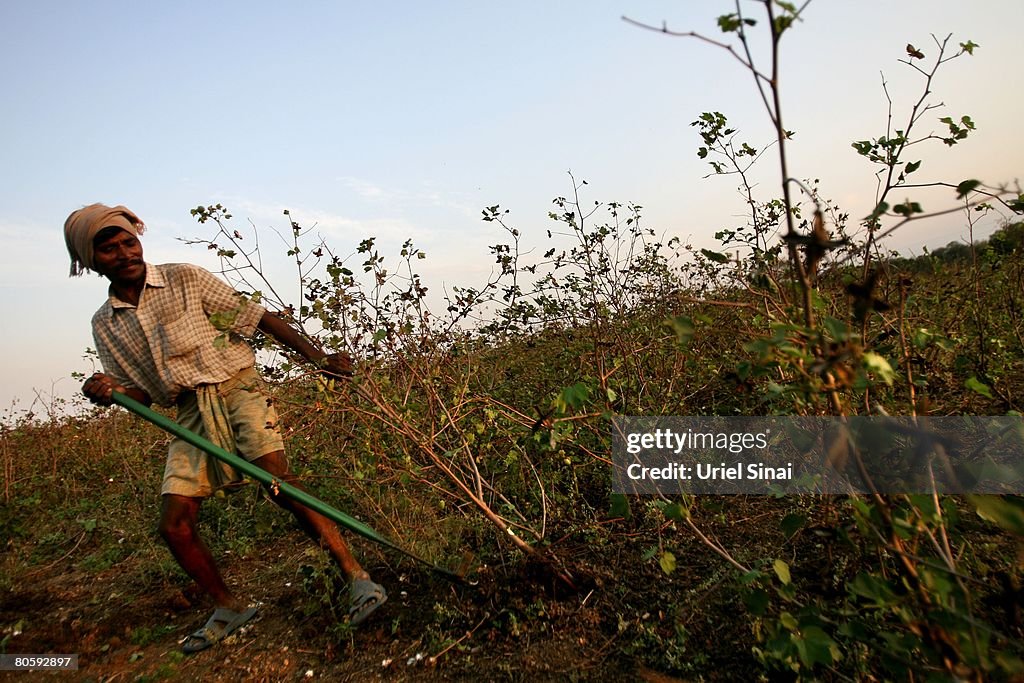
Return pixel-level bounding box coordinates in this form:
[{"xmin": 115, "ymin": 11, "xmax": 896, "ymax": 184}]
[
  {"xmin": 181, "ymin": 606, "xmax": 258, "ymax": 654},
  {"xmin": 348, "ymin": 579, "xmax": 387, "ymax": 626}
]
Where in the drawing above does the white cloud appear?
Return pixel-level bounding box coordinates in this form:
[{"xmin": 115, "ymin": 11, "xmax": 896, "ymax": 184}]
[
  {"xmin": 337, "ymin": 176, "xmax": 389, "ymax": 200},
  {"xmin": 336, "ymin": 175, "xmax": 481, "ymax": 219},
  {"xmin": 202, "ymin": 195, "xmax": 435, "ymax": 248}
]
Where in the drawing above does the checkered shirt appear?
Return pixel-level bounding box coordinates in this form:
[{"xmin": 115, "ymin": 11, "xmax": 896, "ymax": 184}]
[{"xmin": 92, "ymin": 263, "xmax": 267, "ymax": 407}]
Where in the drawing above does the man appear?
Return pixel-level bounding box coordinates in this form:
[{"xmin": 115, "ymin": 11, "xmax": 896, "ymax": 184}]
[{"xmin": 65, "ymin": 203, "xmax": 386, "ymax": 654}]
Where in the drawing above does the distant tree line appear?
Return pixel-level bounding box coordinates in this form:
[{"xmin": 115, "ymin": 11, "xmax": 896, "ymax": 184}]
[{"xmin": 894, "ymin": 220, "xmax": 1023, "ymax": 272}]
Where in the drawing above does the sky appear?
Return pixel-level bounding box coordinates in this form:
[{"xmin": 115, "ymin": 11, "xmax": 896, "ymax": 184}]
[{"xmin": 1, "ymin": 1, "xmax": 1021, "ymax": 419}]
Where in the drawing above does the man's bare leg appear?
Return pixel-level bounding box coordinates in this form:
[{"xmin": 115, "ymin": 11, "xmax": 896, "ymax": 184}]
[
  {"xmin": 159, "ymin": 494, "xmax": 247, "ymax": 611},
  {"xmin": 251, "ymin": 450, "xmax": 370, "ymax": 582}
]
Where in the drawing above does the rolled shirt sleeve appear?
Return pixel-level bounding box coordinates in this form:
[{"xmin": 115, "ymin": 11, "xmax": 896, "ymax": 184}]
[{"xmin": 191, "ymin": 266, "xmax": 266, "ymax": 338}]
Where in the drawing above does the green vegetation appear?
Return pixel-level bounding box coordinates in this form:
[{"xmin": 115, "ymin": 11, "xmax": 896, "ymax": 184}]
[{"xmin": 3, "ymin": 3, "xmax": 1023, "ymax": 680}]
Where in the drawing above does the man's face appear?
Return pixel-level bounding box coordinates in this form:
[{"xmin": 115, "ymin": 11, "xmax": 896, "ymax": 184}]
[{"xmin": 92, "ymin": 228, "xmax": 145, "ymax": 285}]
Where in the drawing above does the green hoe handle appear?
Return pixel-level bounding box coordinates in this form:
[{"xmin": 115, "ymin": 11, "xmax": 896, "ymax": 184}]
[{"xmin": 112, "ymin": 391, "xmax": 465, "ymax": 582}]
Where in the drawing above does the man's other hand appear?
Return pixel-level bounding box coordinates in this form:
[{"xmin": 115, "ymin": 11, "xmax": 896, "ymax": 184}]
[
  {"xmin": 82, "ymin": 372, "xmax": 126, "ymax": 406},
  {"xmin": 319, "ymin": 352, "xmax": 354, "ymax": 379}
]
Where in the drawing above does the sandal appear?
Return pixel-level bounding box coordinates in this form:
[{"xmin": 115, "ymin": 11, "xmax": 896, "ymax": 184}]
[
  {"xmin": 348, "ymin": 578, "xmax": 387, "ymax": 626},
  {"xmin": 182, "ymin": 606, "xmax": 258, "ymax": 654}
]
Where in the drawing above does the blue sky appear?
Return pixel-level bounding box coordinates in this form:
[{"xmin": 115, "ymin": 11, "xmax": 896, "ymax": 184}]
[{"xmin": 1, "ymin": 1, "xmax": 1021, "ymax": 416}]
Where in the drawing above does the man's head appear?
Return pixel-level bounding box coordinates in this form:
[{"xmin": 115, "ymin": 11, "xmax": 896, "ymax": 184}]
[
  {"xmin": 90, "ymin": 225, "xmax": 145, "ymax": 285},
  {"xmin": 64, "ymin": 203, "xmax": 146, "ymax": 277}
]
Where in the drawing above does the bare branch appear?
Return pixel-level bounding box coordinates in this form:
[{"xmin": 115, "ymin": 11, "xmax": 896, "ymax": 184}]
[{"xmin": 620, "ymin": 15, "xmax": 770, "ymax": 83}]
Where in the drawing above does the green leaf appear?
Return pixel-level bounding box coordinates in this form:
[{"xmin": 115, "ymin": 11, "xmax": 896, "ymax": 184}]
[
  {"xmin": 608, "ymin": 493, "xmax": 631, "ymax": 520},
  {"xmin": 850, "ymin": 572, "xmax": 898, "ymax": 604},
  {"xmin": 700, "ymin": 248, "xmax": 729, "ymax": 264},
  {"xmin": 556, "ymin": 382, "xmax": 592, "ymax": 411},
  {"xmin": 995, "ymin": 652, "xmax": 1024, "ymax": 675},
  {"xmin": 959, "ymin": 40, "xmax": 979, "ymax": 55},
  {"xmin": 744, "ymin": 588, "xmax": 770, "ymax": 616},
  {"xmin": 659, "ymin": 551, "xmax": 677, "ymax": 575},
  {"xmin": 717, "ymin": 13, "xmax": 743, "ymax": 33},
  {"xmin": 1008, "ymin": 194, "xmax": 1024, "ymax": 214},
  {"xmin": 905, "ymin": 160, "xmax": 921, "ymax": 174},
  {"xmin": 956, "ymin": 179, "xmax": 981, "ymax": 198},
  {"xmin": 773, "ymin": 14, "xmax": 794, "ymax": 33},
  {"xmin": 852, "ymin": 140, "xmax": 873, "ymax": 156},
  {"xmin": 912, "ymin": 328, "xmax": 955, "ymax": 352},
  {"xmin": 967, "ymin": 495, "xmax": 1024, "ymax": 535},
  {"xmin": 911, "ymin": 328, "xmax": 933, "ymax": 349},
  {"xmin": 892, "ymin": 201, "xmax": 923, "ymax": 217},
  {"xmin": 663, "ymin": 502, "xmax": 689, "ymax": 522},
  {"xmin": 864, "ymin": 201, "xmax": 889, "ymax": 223},
  {"xmin": 773, "ymin": 558, "xmax": 791, "ymax": 585},
  {"xmin": 208, "ymin": 307, "xmax": 241, "ymax": 331},
  {"xmin": 665, "ymin": 316, "xmax": 696, "ymax": 347},
  {"xmin": 862, "ymin": 352, "xmax": 896, "ymax": 385},
  {"xmin": 800, "ymin": 626, "xmax": 841, "ymax": 666},
  {"xmin": 780, "ymin": 513, "xmax": 807, "ymax": 538},
  {"xmin": 821, "ymin": 316, "xmax": 849, "ymax": 342},
  {"xmin": 965, "ymin": 376, "xmax": 994, "ymax": 399},
  {"xmin": 779, "ymin": 611, "xmax": 798, "ymax": 631},
  {"xmin": 739, "ymin": 569, "xmax": 764, "ymax": 585}
]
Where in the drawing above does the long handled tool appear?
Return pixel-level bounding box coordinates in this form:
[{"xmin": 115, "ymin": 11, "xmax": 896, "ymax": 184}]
[{"xmin": 112, "ymin": 391, "xmax": 468, "ymax": 583}]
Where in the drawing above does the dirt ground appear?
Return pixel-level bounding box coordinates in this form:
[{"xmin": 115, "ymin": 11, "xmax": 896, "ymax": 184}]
[
  {"xmin": 0, "ymin": 510, "xmax": 768, "ymax": 682},
  {"xmin": 7, "ymin": 494, "xmax": 1015, "ymax": 681}
]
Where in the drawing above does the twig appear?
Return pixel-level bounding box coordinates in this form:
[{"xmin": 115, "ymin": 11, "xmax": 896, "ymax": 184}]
[
  {"xmin": 620, "ymin": 15, "xmax": 769, "ymax": 82},
  {"xmin": 429, "ymin": 611, "xmax": 492, "ymax": 665},
  {"xmin": 22, "ymin": 531, "xmax": 88, "ymax": 578}
]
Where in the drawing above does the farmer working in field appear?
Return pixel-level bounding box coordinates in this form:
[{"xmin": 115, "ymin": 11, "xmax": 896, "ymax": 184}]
[{"xmin": 65, "ymin": 203, "xmax": 387, "ymax": 654}]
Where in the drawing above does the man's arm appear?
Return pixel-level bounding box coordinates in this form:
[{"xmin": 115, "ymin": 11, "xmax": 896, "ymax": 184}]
[{"xmin": 257, "ymin": 312, "xmax": 353, "ymax": 377}]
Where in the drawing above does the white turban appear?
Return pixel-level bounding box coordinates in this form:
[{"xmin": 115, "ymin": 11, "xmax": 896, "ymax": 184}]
[{"xmin": 64, "ymin": 203, "xmax": 145, "ymax": 276}]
